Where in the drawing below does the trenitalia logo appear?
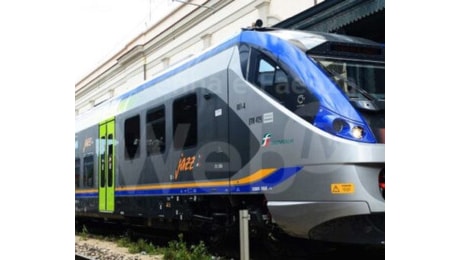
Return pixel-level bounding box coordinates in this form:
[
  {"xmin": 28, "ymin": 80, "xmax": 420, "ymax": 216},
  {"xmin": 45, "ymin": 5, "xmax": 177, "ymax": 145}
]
[
  {"xmin": 261, "ymin": 133, "xmax": 294, "ymax": 148},
  {"xmin": 261, "ymin": 133, "xmax": 272, "ymax": 147}
]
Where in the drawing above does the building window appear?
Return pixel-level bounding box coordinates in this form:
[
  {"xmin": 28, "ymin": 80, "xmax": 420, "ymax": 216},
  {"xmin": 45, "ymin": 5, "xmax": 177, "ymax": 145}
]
[
  {"xmin": 146, "ymin": 106, "xmax": 166, "ymax": 155},
  {"xmin": 124, "ymin": 115, "xmax": 140, "ymax": 159},
  {"xmin": 173, "ymin": 93, "xmax": 197, "ymax": 149},
  {"xmin": 83, "ymin": 155, "xmax": 94, "ymax": 188}
]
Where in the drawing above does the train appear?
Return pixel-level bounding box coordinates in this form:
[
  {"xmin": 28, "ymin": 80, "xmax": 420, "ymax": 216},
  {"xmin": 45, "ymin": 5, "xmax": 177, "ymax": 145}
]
[{"xmin": 75, "ymin": 27, "xmax": 385, "ymax": 246}]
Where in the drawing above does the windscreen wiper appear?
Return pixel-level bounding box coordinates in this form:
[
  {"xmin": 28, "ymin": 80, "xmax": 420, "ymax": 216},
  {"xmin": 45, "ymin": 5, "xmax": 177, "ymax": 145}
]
[{"xmin": 327, "ymin": 69, "xmax": 377, "ymax": 102}]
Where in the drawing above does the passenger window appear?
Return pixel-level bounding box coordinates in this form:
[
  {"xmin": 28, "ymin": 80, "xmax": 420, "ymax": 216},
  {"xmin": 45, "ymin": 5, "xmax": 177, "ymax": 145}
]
[
  {"xmin": 173, "ymin": 93, "xmax": 197, "ymax": 149},
  {"xmin": 124, "ymin": 115, "xmax": 140, "ymax": 159},
  {"xmin": 146, "ymin": 106, "xmax": 166, "ymax": 155},
  {"xmin": 75, "ymin": 158, "xmax": 81, "ymax": 188},
  {"xmin": 83, "ymin": 155, "xmax": 94, "ymax": 188}
]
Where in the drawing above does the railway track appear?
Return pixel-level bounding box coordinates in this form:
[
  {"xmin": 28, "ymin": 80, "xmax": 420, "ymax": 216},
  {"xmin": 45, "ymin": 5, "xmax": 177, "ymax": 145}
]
[
  {"xmin": 75, "ymin": 253, "xmax": 93, "ymax": 260},
  {"xmin": 76, "ymin": 220, "xmax": 384, "ymax": 259}
]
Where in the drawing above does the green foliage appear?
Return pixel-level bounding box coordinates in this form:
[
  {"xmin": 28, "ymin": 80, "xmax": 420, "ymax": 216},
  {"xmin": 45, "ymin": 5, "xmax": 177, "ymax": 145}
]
[
  {"xmin": 190, "ymin": 240, "xmax": 211, "ymax": 260},
  {"xmin": 78, "ymin": 230, "xmax": 212, "ymax": 259},
  {"xmin": 128, "ymin": 238, "xmax": 158, "ymax": 254},
  {"xmin": 116, "ymin": 237, "xmax": 131, "ymax": 248},
  {"xmin": 116, "ymin": 237, "xmax": 163, "ymax": 255},
  {"xmin": 163, "ymin": 233, "xmax": 212, "ymax": 260},
  {"xmin": 80, "ymin": 225, "xmax": 89, "ymax": 241}
]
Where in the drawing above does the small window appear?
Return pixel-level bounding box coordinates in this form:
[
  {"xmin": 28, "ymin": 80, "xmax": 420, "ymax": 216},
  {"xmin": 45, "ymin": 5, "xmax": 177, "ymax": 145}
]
[
  {"xmin": 146, "ymin": 106, "xmax": 166, "ymax": 155},
  {"xmin": 124, "ymin": 115, "xmax": 140, "ymax": 159},
  {"xmin": 108, "ymin": 134, "xmax": 114, "ymax": 187},
  {"xmin": 173, "ymin": 94, "xmax": 197, "ymax": 149},
  {"xmin": 75, "ymin": 158, "xmax": 81, "ymax": 188},
  {"xmin": 239, "ymin": 44, "xmax": 250, "ymax": 78},
  {"xmin": 100, "ymin": 136, "xmax": 105, "ymax": 187},
  {"xmin": 83, "ymin": 155, "xmax": 94, "ymax": 188}
]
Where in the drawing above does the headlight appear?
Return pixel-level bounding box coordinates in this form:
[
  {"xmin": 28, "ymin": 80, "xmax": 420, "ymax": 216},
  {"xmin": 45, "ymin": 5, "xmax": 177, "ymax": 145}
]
[
  {"xmin": 313, "ymin": 106, "xmax": 376, "ymax": 143},
  {"xmin": 351, "ymin": 126, "xmax": 364, "ymax": 139}
]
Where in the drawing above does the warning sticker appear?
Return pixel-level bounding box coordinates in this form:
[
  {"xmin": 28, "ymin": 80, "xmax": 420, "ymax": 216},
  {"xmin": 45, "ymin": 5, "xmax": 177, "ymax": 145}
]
[{"xmin": 331, "ymin": 183, "xmax": 355, "ymax": 194}]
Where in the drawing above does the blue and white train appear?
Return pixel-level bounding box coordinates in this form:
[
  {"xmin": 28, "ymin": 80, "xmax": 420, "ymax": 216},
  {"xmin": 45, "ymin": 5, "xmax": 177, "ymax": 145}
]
[{"xmin": 75, "ymin": 27, "xmax": 385, "ymax": 245}]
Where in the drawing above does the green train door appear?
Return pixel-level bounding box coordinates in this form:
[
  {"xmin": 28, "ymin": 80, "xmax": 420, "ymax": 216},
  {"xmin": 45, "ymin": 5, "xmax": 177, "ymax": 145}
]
[{"xmin": 98, "ymin": 118, "xmax": 115, "ymax": 212}]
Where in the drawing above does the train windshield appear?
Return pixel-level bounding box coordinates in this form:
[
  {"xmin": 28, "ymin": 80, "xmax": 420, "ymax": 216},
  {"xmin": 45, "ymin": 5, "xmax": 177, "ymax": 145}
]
[{"xmin": 313, "ymin": 57, "xmax": 385, "ymax": 101}]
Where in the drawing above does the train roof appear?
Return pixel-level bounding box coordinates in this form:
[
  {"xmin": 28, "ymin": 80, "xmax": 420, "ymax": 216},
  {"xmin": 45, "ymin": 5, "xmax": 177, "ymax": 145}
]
[
  {"xmin": 248, "ymin": 28, "xmax": 382, "ymax": 51},
  {"xmin": 75, "ymin": 28, "xmax": 382, "ymax": 133}
]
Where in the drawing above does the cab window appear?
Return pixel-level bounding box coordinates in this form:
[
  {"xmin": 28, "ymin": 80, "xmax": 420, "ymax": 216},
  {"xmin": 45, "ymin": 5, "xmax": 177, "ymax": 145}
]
[{"xmin": 247, "ymin": 48, "xmax": 318, "ymax": 123}]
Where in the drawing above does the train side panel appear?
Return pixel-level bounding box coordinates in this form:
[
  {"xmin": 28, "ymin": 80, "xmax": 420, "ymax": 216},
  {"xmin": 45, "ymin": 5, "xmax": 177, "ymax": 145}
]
[
  {"xmin": 104, "ymin": 46, "xmax": 238, "ymax": 220},
  {"xmin": 75, "ymin": 126, "xmax": 99, "ymax": 216}
]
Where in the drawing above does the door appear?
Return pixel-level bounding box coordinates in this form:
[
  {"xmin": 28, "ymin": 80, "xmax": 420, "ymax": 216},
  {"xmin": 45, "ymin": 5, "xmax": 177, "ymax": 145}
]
[{"xmin": 98, "ymin": 118, "xmax": 115, "ymax": 212}]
